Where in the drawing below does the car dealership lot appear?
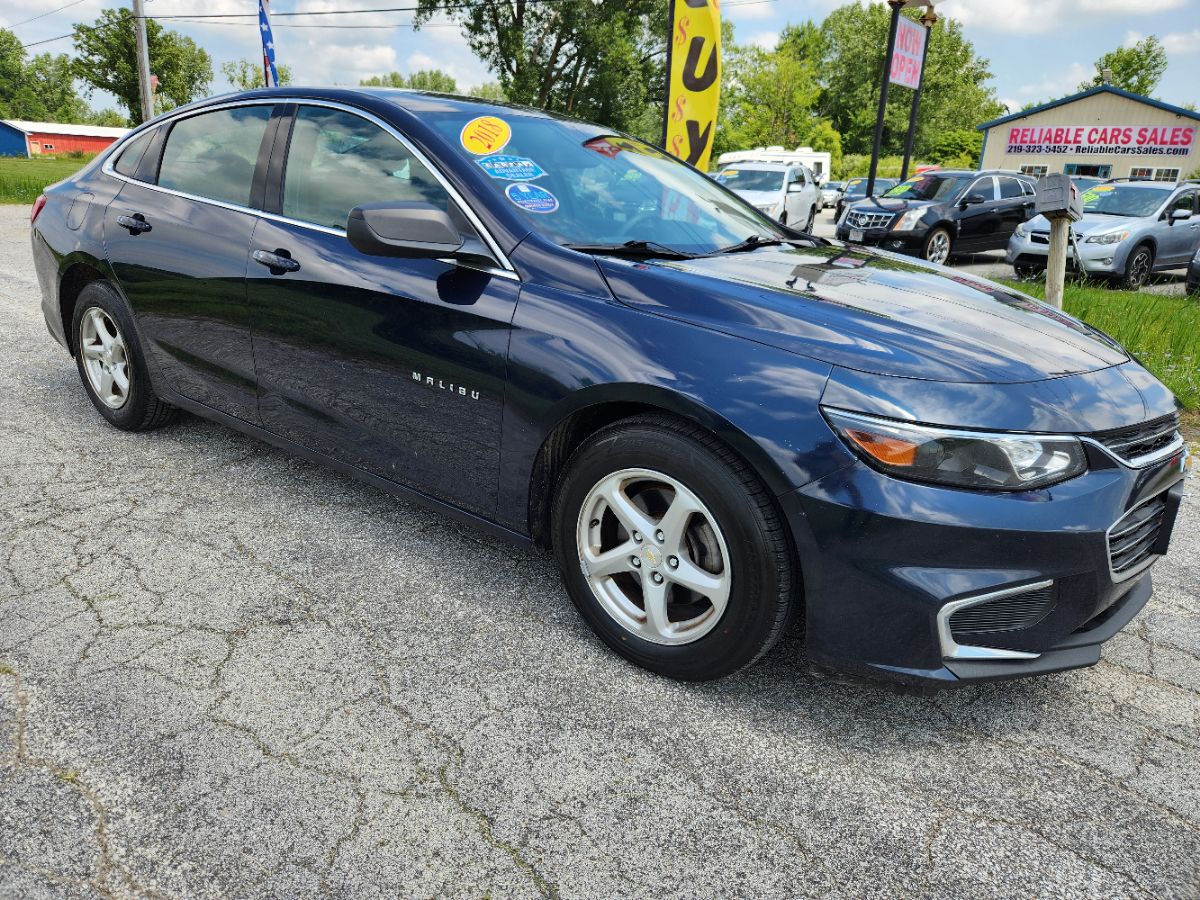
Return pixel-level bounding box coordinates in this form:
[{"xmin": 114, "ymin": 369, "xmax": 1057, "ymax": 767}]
[{"xmin": 1, "ymin": 204, "xmax": 1199, "ymax": 898}]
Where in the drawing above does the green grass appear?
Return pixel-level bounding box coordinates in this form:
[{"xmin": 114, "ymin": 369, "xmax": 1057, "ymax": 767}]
[
  {"xmin": 1001, "ymin": 278, "xmax": 1200, "ymax": 409},
  {"xmin": 0, "ymin": 156, "xmax": 92, "ymax": 204}
]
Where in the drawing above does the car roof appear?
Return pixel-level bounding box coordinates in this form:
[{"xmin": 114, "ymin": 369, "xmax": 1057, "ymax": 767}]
[{"xmin": 1102, "ymin": 179, "xmax": 1179, "ymax": 189}]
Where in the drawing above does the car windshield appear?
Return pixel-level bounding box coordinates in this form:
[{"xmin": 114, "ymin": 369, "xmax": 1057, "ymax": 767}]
[
  {"xmin": 1080, "ymin": 184, "xmax": 1172, "ymax": 217},
  {"xmin": 824, "ymin": 181, "xmax": 843, "ymax": 191},
  {"xmin": 428, "ymin": 111, "xmax": 786, "ymax": 254},
  {"xmin": 715, "ymin": 168, "xmax": 785, "ymax": 192},
  {"xmin": 882, "ymin": 173, "xmax": 972, "ymax": 202}
]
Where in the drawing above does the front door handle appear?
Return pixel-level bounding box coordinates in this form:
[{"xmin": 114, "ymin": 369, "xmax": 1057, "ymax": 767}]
[
  {"xmin": 116, "ymin": 213, "xmax": 151, "ymax": 234},
  {"xmin": 253, "ymin": 248, "xmax": 300, "ymax": 274}
]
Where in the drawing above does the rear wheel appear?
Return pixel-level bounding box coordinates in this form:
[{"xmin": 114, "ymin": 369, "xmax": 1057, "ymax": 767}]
[
  {"xmin": 804, "ymin": 205, "xmax": 816, "ymax": 233},
  {"xmin": 1119, "ymin": 244, "xmax": 1153, "ymax": 290},
  {"xmin": 551, "ymin": 415, "xmax": 795, "ymax": 681},
  {"xmin": 923, "ymin": 227, "xmax": 952, "ymax": 265},
  {"xmin": 71, "ymin": 281, "xmax": 177, "ymax": 431}
]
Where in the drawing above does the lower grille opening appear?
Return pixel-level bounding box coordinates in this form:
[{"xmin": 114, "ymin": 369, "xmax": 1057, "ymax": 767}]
[
  {"xmin": 1108, "ymin": 495, "xmax": 1168, "ymax": 578},
  {"xmin": 949, "ymin": 584, "xmax": 1055, "ymax": 640}
]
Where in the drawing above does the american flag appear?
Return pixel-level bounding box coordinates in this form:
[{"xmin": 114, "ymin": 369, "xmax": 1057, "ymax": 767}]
[{"xmin": 258, "ymin": 0, "xmax": 279, "ymax": 88}]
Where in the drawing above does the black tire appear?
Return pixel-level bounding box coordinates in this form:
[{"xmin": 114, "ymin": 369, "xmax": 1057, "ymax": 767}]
[
  {"xmin": 70, "ymin": 281, "xmax": 178, "ymax": 431},
  {"xmin": 1013, "ymin": 262, "xmax": 1043, "ymax": 280},
  {"xmin": 551, "ymin": 414, "xmax": 795, "ymax": 681},
  {"xmin": 922, "ymin": 227, "xmax": 953, "ymax": 265},
  {"xmin": 1119, "ymin": 244, "xmax": 1153, "ymax": 290}
]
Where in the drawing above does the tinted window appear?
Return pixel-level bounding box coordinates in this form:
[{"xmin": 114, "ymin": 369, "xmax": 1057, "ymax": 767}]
[
  {"xmin": 158, "ymin": 106, "xmax": 273, "ymax": 206},
  {"xmin": 967, "ymin": 178, "xmax": 996, "ymax": 201},
  {"xmin": 113, "ymin": 129, "xmax": 154, "ymax": 179},
  {"xmin": 998, "ymin": 177, "xmax": 1025, "ymax": 199},
  {"xmin": 283, "ymin": 106, "xmax": 453, "ymax": 230}
]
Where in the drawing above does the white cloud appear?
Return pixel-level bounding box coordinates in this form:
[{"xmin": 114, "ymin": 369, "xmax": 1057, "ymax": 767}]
[
  {"xmin": 938, "ymin": 0, "xmax": 1188, "ymax": 33},
  {"xmin": 748, "ymin": 31, "xmax": 780, "ymax": 49},
  {"xmin": 1161, "ymin": 28, "xmax": 1200, "ymax": 53},
  {"xmin": 724, "ymin": 0, "xmax": 778, "ymax": 21},
  {"xmin": 306, "ymin": 43, "xmax": 398, "ymax": 86},
  {"xmin": 1013, "ymin": 61, "xmax": 1092, "ymax": 99}
]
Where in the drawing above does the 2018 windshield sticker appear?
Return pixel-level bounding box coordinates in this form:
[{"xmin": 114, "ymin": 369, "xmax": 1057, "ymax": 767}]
[
  {"xmin": 505, "ymin": 182, "xmax": 559, "ymax": 214},
  {"xmin": 477, "ymin": 154, "xmax": 545, "ymax": 181},
  {"xmin": 460, "ymin": 116, "xmax": 511, "ymax": 155}
]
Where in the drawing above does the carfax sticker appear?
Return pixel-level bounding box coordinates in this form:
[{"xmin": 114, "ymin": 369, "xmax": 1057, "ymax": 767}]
[
  {"xmin": 477, "ymin": 154, "xmax": 545, "ymax": 181},
  {"xmin": 460, "ymin": 116, "xmax": 511, "ymax": 155},
  {"xmin": 505, "ymin": 182, "xmax": 559, "ymax": 214}
]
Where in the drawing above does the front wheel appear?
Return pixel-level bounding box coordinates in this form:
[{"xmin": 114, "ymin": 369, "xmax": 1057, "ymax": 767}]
[
  {"xmin": 923, "ymin": 227, "xmax": 953, "ymax": 265},
  {"xmin": 551, "ymin": 415, "xmax": 795, "ymax": 681},
  {"xmin": 1119, "ymin": 244, "xmax": 1153, "ymax": 290},
  {"xmin": 1013, "ymin": 262, "xmax": 1044, "ymax": 280}
]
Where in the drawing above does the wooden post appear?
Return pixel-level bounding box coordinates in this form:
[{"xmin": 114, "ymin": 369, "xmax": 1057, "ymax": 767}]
[{"xmin": 1045, "ymin": 216, "xmax": 1069, "ymax": 310}]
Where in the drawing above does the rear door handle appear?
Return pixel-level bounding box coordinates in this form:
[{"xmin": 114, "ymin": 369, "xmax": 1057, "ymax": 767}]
[
  {"xmin": 253, "ymin": 249, "xmax": 300, "ymax": 274},
  {"xmin": 116, "ymin": 213, "xmax": 151, "ymax": 234}
]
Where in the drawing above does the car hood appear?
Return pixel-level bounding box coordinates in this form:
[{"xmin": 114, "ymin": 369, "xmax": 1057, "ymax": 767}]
[
  {"xmin": 1024, "ymin": 212, "xmax": 1137, "ymax": 235},
  {"xmin": 596, "ymin": 243, "xmax": 1128, "ymax": 384},
  {"xmin": 848, "ymin": 197, "xmax": 936, "ymax": 214},
  {"xmin": 730, "ymin": 189, "xmax": 782, "ymax": 205}
]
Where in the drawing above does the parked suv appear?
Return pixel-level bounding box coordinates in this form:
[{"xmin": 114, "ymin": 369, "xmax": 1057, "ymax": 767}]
[
  {"xmin": 819, "ymin": 180, "xmax": 843, "ymax": 210},
  {"xmin": 837, "ymin": 170, "xmax": 1037, "ymax": 265},
  {"xmin": 1008, "ymin": 179, "xmax": 1200, "ymax": 289},
  {"xmin": 714, "ymin": 162, "xmax": 819, "ymax": 230}
]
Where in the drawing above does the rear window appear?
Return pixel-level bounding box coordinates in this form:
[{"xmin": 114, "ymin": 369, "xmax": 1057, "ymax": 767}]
[
  {"xmin": 158, "ymin": 105, "xmax": 273, "ymax": 207},
  {"xmin": 113, "ymin": 129, "xmax": 154, "ymax": 179}
]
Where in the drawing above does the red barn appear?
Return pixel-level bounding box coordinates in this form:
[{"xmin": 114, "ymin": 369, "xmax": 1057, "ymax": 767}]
[{"xmin": 0, "ymin": 120, "xmax": 130, "ymax": 157}]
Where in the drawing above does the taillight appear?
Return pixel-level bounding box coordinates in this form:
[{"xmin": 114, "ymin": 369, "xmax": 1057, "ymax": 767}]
[{"xmin": 31, "ymin": 194, "xmax": 47, "ymax": 224}]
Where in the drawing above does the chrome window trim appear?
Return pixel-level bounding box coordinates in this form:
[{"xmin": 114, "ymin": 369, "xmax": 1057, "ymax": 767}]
[
  {"xmin": 936, "ymin": 580, "xmax": 1052, "ymax": 661},
  {"xmin": 100, "ymin": 96, "xmax": 518, "ymax": 281}
]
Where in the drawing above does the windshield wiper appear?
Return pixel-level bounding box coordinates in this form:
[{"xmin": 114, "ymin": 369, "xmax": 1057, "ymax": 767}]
[
  {"xmin": 711, "ymin": 234, "xmax": 786, "ymax": 254},
  {"xmin": 564, "ymin": 239, "xmax": 697, "ymax": 260}
]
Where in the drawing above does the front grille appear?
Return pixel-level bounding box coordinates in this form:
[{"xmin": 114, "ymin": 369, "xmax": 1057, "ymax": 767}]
[
  {"xmin": 1092, "ymin": 413, "xmax": 1181, "ymax": 465},
  {"xmin": 1030, "ymin": 231, "xmax": 1050, "ymax": 245},
  {"xmin": 949, "ymin": 584, "xmax": 1055, "ymax": 638},
  {"xmin": 1108, "ymin": 494, "xmax": 1169, "ymax": 577},
  {"xmin": 845, "ymin": 210, "xmax": 895, "ymax": 230}
]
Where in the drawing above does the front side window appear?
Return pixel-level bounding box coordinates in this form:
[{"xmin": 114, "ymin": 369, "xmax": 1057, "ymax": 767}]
[
  {"xmin": 158, "ymin": 105, "xmax": 273, "ymax": 207},
  {"xmin": 967, "ymin": 178, "xmax": 997, "ymax": 201},
  {"xmin": 283, "ymin": 106, "xmax": 458, "ymax": 231},
  {"xmin": 882, "ymin": 173, "xmax": 971, "ymax": 202},
  {"xmin": 1168, "ymin": 191, "xmax": 1196, "ymax": 216}
]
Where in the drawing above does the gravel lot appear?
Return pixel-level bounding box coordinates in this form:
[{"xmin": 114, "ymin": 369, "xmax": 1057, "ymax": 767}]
[{"xmin": 2, "ymin": 203, "xmax": 1199, "ymax": 899}]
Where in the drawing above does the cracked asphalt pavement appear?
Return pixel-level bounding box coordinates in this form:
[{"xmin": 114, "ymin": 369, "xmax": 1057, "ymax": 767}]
[{"xmin": 2, "ymin": 204, "xmax": 1199, "ymax": 898}]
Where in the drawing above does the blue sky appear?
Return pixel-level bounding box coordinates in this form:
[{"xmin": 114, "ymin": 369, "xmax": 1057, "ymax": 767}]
[{"xmin": 5, "ymin": 0, "xmax": 1199, "ymax": 116}]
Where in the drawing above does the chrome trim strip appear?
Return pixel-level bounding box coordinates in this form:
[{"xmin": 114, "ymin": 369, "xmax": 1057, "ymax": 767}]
[
  {"xmin": 1080, "ymin": 433, "xmax": 1185, "ymax": 470},
  {"xmin": 101, "ymin": 96, "xmax": 519, "ymax": 280},
  {"xmin": 936, "ymin": 580, "xmax": 1052, "ymax": 661}
]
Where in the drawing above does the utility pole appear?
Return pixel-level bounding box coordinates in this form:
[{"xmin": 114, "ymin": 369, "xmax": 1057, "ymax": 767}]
[
  {"xmin": 132, "ymin": 0, "xmax": 154, "ymax": 123},
  {"xmin": 899, "ymin": 7, "xmax": 937, "ymax": 182}
]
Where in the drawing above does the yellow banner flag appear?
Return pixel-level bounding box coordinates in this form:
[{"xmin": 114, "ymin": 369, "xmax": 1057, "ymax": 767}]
[{"xmin": 663, "ymin": 0, "xmax": 722, "ymax": 171}]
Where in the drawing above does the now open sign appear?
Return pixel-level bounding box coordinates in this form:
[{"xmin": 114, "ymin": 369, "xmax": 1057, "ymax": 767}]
[{"xmin": 889, "ymin": 16, "xmax": 926, "ymax": 89}]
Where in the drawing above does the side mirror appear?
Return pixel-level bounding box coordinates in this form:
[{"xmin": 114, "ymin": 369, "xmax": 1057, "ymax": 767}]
[
  {"xmin": 347, "ymin": 202, "xmax": 464, "ymax": 259},
  {"xmin": 1170, "ymin": 208, "xmax": 1193, "ymax": 224},
  {"xmin": 787, "ymin": 182, "xmax": 804, "ymax": 193},
  {"xmin": 962, "ymin": 193, "xmax": 987, "ymax": 207}
]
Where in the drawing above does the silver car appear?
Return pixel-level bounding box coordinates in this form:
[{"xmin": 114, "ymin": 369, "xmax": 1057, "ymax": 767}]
[
  {"xmin": 819, "ymin": 180, "xmax": 843, "ymax": 210},
  {"xmin": 713, "ymin": 163, "xmax": 820, "ymax": 231},
  {"xmin": 1008, "ymin": 179, "xmax": 1200, "ymax": 289}
]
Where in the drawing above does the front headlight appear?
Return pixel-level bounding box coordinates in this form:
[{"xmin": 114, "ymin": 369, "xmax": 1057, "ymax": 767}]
[
  {"xmin": 1014, "ymin": 223, "xmax": 1028, "ymax": 238},
  {"xmin": 823, "ymin": 408, "xmax": 1087, "ymax": 491},
  {"xmin": 891, "ymin": 209, "xmax": 926, "ymax": 231},
  {"xmin": 1085, "ymin": 230, "xmax": 1129, "ymax": 245}
]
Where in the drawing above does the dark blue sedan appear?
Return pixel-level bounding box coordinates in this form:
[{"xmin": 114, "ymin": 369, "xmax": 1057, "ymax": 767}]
[{"xmin": 30, "ymin": 88, "xmax": 1189, "ymax": 686}]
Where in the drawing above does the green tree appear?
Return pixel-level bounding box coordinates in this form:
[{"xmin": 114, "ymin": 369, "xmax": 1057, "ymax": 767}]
[
  {"xmin": 817, "ymin": 3, "xmax": 1003, "ymax": 157},
  {"xmin": 359, "ymin": 69, "xmax": 458, "ymax": 91},
  {"xmin": 72, "ymin": 9, "xmax": 212, "ymax": 125},
  {"xmin": 0, "ymin": 28, "xmax": 93, "ymax": 122},
  {"xmin": 84, "ymin": 108, "xmax": 130, "ymax": 127},
  {"xmin": 221, "ymin": 58, "xmax": 293, "ymax": 91},
  {"xmin": 1078, "ymin": 36, "xmax": 1167, "ymax": 96},
  {"xmin": 467, "ymin": 81, "xmax": 506, "ymax": 101},
  {"xmin": 412, "ymin": 0, "xmax": 667, "ymax": 134}
]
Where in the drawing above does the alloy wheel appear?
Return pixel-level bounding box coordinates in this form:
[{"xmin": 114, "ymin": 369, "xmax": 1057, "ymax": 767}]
[
  {"xmin": 1127, "ymin": 249, "xmax": 1151, "ymax": 289},
  {"xmin": 575, "ymin": 467, "xmax": 731, "ymax": 646},
  {"xmin": 926, "ymin": 231, "xmax": 950, "ymax": 265},
  {"xmin": 79, "ymin": 306, "xmax": 131, "ymax": 409}
]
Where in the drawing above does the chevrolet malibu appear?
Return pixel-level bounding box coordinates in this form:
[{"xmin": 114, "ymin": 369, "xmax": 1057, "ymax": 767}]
[{"xmin": 31, "ymin": 89, "xmax": 1188, "ymax": 686}]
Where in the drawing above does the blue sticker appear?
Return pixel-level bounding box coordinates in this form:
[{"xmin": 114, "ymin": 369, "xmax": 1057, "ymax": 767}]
[
  {"xmin": 505, "ymin": 182, "xmax": 559, "ymax": 214},
  {"xmin": 477, "ymin": 154, "xmax": 545, "ymax": 181}
]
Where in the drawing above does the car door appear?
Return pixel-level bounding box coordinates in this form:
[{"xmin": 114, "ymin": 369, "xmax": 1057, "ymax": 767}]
[
  {"xmin": 104, "ymin": 102, "xmax": 280, "ymax": 423},
  {"xmin": 784, "ymin": 168, "xmax": 806, "ymax": 224},
  {"xmin": 954, "ymin": 176, "xmax": 1001, "ymax": 251},
  {"xmin": 1158, "ymin": 189, "xmax": 1199, "ymax": 266},
  {"xmin": 992, "ymin": 176, "xmax": 1035, "ymax": 249},
  {"xmin": 247, "ymin": 103, "xmax": 519, "ymax": 518}
]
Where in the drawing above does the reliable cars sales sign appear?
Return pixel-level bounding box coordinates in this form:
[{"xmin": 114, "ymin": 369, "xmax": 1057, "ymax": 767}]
[{"xmin": 1006, "ymin": 124, "xmax": 1197, "ymax": 157}]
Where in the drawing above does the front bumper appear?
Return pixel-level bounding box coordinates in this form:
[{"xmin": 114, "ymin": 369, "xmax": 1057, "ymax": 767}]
[
  {"xmin": 783, "ymin": 440, "xmax": 1188, "ymax": 688},
  {"xmin": 1006, "ymin": 231, "xmax": 1133, "ymax": 274},
  {"xmin": 835, "ymin": 222, "xmax": 924, "ymax": 255}
]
